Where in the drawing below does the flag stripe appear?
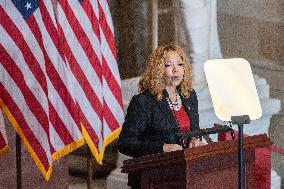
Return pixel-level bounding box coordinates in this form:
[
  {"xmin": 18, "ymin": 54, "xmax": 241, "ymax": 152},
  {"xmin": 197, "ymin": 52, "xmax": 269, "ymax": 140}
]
[
  {"xmin": 81, "ymin": 0, "xmax": 100, "ymax": 38},
  {"xmin": 0, "ymin": 46, "xmax": 49, "ymax": 134},
  {"xmin": 61, "ymin": 51, "xmax": 102, "ymax": 140},
  {"xmin": 24, "ymin": 16, "xmax": 64, "ymax": 148},
  {"xmin": 81, "ymin": 118, "xmax": 99, "ymax": 147},
  {"xmin": 69, "ymin": 0, "xmax": 101, "ymax": 57},
  {"xmin": 39, "ymin": 2, "xmax": 66, "ymax": 63},
  {"xmin": 0, "ymin": 84, "xmax": 50, "ymax": 170},
  {"xmin": 66, "ymin": 66, "xmax": 102, "ymax": 146},
  {"xmin": 47, "ymin": 77, "xmax": 81, "ymax": 143},
  {"xmin": 42, "ymin": 0, "xmax": 57, "ymax": 29},
  {"xmin": 98, "ymin": 0, "xmax": 124, "ymax": 142},
  {"xmin": 0, "ymin": 2, "xmax": 46, "ymax": 70},
  {"xmin": 58, "ymin": 1, "xmax": 102, "ymax": 82},
  {"xmin": 98, "ymin": 2, "xmax": 116, "ymax": 59},
  {"xmin": 33, "ymin": 8, "xmax": 81, "ymax": 142},
  {"xmin": 0, "ymin": 25, "xmax": 49, "ymax": 116},
  {"xmin": 37, "ymin": 1, "xmax": 84, "ymax": 158},
  {"xmin": 46, "ymin": 68, "xmax": 81, "ymax": 136},
  {"xmin": 102, "ymin": 101, "xmax": 119, "ymax": 131},
  {"xmin": 57, "ymin": 4, "xmax": 103, "ymax": 105},
  {"xmin": 99, "ymin": 0, "xmax": 124, "ymax": 161},
  {"xmin": 98, "ymin": 0, "xmax": 114, "ymax": 34},
  {"xmin": 100, "ymin": 30, "xmax": 121, "ymax": 87},
  {"xmin": 102, "ymin": 57, "xmax": 123, "ymax": 108},
  {"xmin": 49, "ymin": 123, "xmax": 65, "ymax": 152},
  {"xmin": 35, "ymin": 5, "xmax": 81, "ymax": 133},
  {"xmin": 57, "ymin": 0, "xmax": 103, "ymax": 151},
  {"xmin": 48, "ymin": 102, "xmax": 74, "ymax": 145},
  {"xmin": 57, "ymin": 2, "xmax": 105, "ymax": 138},
  {"xmin": 56, "ymin": 28, "xmax": 103, "ymax": 118},
  {"xmin": 103, "ymin": 78, "xmax": 124, "ymax": 124},
  {"xmin": 0, "ymin": 6, "xmax": 47, "ymax": 94},
  {"xmin": 0, "ymin": 61, "xmax": 51, "ymax": 159}
]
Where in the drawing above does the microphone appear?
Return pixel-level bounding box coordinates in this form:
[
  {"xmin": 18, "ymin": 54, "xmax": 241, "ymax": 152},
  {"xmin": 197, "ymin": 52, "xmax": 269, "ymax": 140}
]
[{"xmin": 176, "ymin": 124, "xmax": 234, "ymax": 145}]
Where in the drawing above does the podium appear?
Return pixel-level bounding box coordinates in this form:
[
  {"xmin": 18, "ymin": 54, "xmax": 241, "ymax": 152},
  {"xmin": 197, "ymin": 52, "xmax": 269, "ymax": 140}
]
[{"xmin": 122, "ymin": 134, "xmax": 271, "ymax": 189}]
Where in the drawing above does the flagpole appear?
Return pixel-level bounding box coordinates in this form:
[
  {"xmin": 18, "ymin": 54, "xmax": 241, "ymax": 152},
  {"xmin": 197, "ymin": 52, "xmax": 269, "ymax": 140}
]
[
  {"xmin": 87, "ymin": 147, "xmax": 93, "ymax": 189},
  {"xmin": 16, "ymin": 133, "xmax": 22, "ymax": 189}
]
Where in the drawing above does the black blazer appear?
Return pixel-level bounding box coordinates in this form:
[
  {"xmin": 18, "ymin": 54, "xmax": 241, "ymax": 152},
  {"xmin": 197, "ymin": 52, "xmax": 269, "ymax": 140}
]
[{"xmin": 118, "ymin": 89, "xmax": 199, "ymax": 158}]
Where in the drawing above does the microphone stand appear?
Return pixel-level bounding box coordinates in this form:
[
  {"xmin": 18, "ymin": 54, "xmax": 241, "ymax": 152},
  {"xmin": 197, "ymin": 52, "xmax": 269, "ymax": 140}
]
[
  {"xmin": 176, "ymin": 124, "xmax": 234, "ymax": 148},
  {"xmin": 231, "ymin": 115, "xmax": 251, "ymax": 189},
  {"xmin": 176, "ymin": 124, "xmax": 233, "ymax": 139}
]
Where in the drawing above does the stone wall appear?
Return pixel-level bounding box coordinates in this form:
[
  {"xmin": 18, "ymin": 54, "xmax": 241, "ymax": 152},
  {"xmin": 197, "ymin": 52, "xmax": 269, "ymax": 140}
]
[{"xmin": 218, "ymin": 0, "xmax": 284, "ymax": 66}]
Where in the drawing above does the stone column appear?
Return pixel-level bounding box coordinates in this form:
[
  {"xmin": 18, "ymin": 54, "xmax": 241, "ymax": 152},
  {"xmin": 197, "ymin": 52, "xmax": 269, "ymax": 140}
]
[
  {"xmin": 181, "ymin": 0, "xmax": 222, "ymax": 90},
  {"xmin": 109, "ymin": 0, "xmax": 148, "ymax": 79}
]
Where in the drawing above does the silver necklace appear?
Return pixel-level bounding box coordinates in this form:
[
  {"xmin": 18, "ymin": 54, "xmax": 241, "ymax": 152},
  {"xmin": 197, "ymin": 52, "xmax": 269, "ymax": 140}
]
[{"xmin": 166, "ymin": 92, "xmax": 182, "ymax": 111}]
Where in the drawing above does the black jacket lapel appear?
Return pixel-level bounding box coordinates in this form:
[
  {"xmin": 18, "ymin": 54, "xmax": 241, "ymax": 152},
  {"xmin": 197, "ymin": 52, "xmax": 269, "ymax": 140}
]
[
  {"xmin": 181, "ymin": 95, "xmax": 191, "ymax": 117},
  {"xmin": 157, "ymin": 97, "xmax": 178, "ymax": 128},
  {"xmin": 157, "ymin": 90, "xmax": 179, "ymax": 128}
]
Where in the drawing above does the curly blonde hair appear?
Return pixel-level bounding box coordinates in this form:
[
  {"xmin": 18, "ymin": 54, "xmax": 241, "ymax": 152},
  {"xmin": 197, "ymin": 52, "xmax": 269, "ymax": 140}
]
[{"xmin": 139, "ymin": 44, "xmax": 193, "ymax": 100}]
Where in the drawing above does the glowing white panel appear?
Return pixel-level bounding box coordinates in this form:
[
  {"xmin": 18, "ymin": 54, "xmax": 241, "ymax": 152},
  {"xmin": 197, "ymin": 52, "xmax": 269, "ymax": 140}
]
[{"xmin": 204, "ymin": 58, "xmax": 262, "ymax": 121}]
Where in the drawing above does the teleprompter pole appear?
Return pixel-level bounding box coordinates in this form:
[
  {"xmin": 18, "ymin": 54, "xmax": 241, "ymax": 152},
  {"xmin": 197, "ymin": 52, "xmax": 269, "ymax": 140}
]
[
  {"xmin": 238, "ymin": 123, "xmax": 244, "ymax": 189},
  {"xmin": 231, "ymin": 115, "xmax": 250, "ymax": 189}
]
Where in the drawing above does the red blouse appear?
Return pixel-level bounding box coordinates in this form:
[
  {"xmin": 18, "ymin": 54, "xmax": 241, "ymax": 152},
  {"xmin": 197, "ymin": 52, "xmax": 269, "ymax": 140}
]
[{"xmin": 173, "ymin": 106, "xmax": 190, "ymax": 133}]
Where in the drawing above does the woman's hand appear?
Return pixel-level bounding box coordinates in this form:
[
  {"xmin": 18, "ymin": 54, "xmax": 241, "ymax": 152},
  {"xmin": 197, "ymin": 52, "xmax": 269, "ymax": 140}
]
[
  {"xmin": 189, "ymin": 137, "xmax": 204, "ymax": 148},
  {"xmin": 163, "ymin": 143, "xmax": 183, "ymax": 152}
]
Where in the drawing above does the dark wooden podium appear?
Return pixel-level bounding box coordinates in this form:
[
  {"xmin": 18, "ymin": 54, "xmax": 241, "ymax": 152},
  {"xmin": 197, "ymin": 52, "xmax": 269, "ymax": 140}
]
[{"xmin": 122, "ymin": 134, "xmax": 271, "ymax": 189}]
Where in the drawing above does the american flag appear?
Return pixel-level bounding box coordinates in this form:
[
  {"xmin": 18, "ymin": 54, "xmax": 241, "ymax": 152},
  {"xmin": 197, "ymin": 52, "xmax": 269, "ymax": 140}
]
[
  {"xmin": 57, "ymin": 0, "xmax": 124, "ymax": 164},
  {"xmin": 0, "ymin": 110, "xmax": 8, "ymax": 156},
  {"xmin": 1, "ymin": 0, "xmax": 124, "ymax": 179},
  {"xmin": 1, "ymin": 0, "xmax": 84, "ymax": 180}
]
